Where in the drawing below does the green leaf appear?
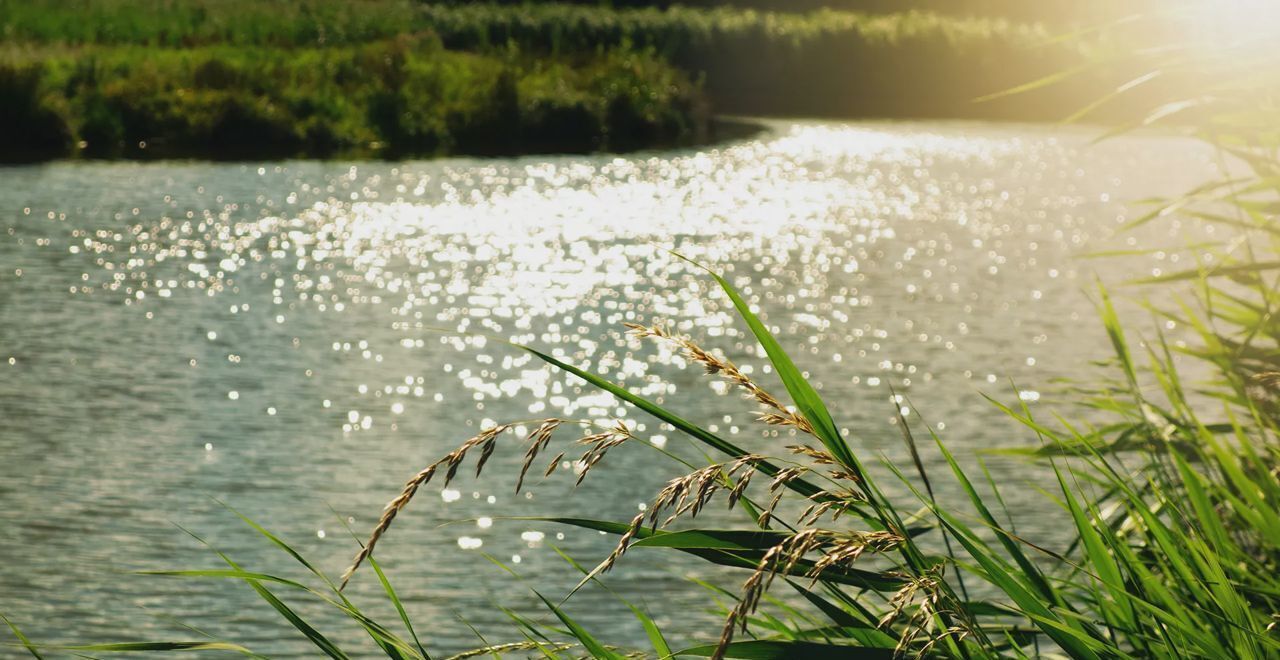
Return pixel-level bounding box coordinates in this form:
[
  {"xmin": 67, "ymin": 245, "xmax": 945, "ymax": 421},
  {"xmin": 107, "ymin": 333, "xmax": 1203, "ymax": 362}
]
[
  {"xmin": 682, "ymin": 256, "xmax": 859, "ymax": 476},
  {"xmin": 549, "ymin": 545, "xmax": 672, "ymax": 658},
  {"xmin": 933, "ymin": 507, "xmax": 1105, "ymax": 660},
  {"xmin": 1055, "ymin": 466, "xmax": 1132, "ymax": 630},
  {"xmin": 1, "ymin": 613, "xmax": 45, "ymax": 659},
  {"xmin": 238, "ymin": 580, "xmax": 349, "ymax": 659},
  {"xmin": 523, "ymin": 518, "xmax": 904, "ymax": 591},
  {"xmin": 787, "ymin": 584, "xmax": 896, "ymax": 648},
  {"xmin": 973, "ymin": 63, "xmax": 1092, "ymax": 103},
  {"xmin": 630, "ymin": 529, "xmax": 794, "ymax": 551},
  {"xmin": 171, "ymin": 527, "xmax": 350, "ymax": 660},
  {"xmin": 218, "ymin": 504, "xmax": 413, "ymax": 658},
  {"xmin": 515, "ymin": 345, "xmax": 833, "ymax": 502},
  {"xmin": 676, "ymin": 639, "xmax": 895, "ymax": 659},
  {"xmin": 60, "ymin": 641, "xmax": 256, "ymax": 653},
  {"xmin": 630, "ymin": 603, "xmax": 672, "ymax": 659},
  {"xmin": 1131, "ymin": 261, "xmax": 1280, "ymax": 284},
  {"xmin": 680, "ymin": 549, "xmax": 904, "ymax": 591},
  {"xmin": 532, "ymin": 591, "xmax": 623, "ymax": 660},
  {"xmin": 370, "ymin": 556, "xmax": 431, "ymax": 660}
]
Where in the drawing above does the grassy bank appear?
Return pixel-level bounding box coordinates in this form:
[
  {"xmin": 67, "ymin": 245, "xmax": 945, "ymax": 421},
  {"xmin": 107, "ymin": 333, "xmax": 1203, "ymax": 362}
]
[
  {"xmin": 401, "ymin": 4, "xmax": 1098, "ymax": 119},
  {"xmin": 0, "ymin": 0, "xmax": 1115, "ymax": 161},
  {"xmin": 0, "ymin": 36, "xmax": 706, "ymax": 160},
  {"xmin": 0, "ymin": 0, "xmax": 1054, "ymax": 50},
  {"xmin": 430, "ymin": 0, "xmax": 1170, "ymax": 23}
]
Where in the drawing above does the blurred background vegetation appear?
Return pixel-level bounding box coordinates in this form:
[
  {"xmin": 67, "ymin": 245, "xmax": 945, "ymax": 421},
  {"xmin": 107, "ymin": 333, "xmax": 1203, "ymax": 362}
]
[{"xmin": 0, "ymin": 0, "xmax": 1179, "ymax": 162}]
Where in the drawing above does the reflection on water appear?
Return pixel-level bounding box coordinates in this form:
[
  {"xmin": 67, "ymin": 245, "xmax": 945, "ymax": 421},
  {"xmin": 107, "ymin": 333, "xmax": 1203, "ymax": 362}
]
[{"xmin": 0, "ymin": 121, "xmax": 1217, "ymax": 655}]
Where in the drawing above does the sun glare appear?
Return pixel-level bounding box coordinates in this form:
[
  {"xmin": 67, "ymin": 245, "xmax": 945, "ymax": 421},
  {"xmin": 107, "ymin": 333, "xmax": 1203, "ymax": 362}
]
[{"xmin": 1184, "ymin": 0, "xmax": 1280, "ymax": 53}]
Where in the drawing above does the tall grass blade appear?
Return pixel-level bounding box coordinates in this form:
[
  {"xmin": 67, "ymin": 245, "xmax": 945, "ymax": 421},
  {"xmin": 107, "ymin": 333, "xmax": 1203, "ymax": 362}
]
[
  {"xmin": 1, "ymin": 613, "xmax": 44, "ymax": 659},
  {"xmin": 532, "ymin": 591, "xmax": 622, "ymax": 660},
  {"xmin": 514, "ymin": 344, "xmax": 834, "ymax": 502},
  {"xmin": 370, "ymin": 556, "xmax": 431, "ymax": 660},
  {"xmin": 677, "ymin": 255, "xmax": 860, "ymax": 476},
  {"xmin": 675, "ymin": 639, "xmax": 895, "ymax": 658}
]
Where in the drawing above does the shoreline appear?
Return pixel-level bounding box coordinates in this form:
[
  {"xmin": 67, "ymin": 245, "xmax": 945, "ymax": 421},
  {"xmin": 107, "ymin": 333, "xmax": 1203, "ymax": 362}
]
[
  {"xmin": 0, "ymin": 116, "xmax": 769, "ymax": 165},
  {"xmin": 1, "ymin": 116, "xmax": 1197, "ymax": 167}
]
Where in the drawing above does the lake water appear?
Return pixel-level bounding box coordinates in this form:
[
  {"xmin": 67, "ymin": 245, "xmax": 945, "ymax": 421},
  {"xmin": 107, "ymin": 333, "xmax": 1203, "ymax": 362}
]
[{"xmin": 0, "ymin": 120, "xmax": 1218, "ymax": 656}]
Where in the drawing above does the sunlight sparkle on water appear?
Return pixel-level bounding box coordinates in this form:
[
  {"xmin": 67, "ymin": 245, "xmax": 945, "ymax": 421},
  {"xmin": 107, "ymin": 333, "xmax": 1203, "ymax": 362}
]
[{"xmin": 0, "ymin": 124, "xmax": 1221, "ymax": 646}]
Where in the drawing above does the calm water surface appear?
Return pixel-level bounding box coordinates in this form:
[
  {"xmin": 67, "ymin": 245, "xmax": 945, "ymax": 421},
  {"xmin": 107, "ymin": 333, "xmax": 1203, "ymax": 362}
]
[{"xmin": 0, "ymin": 121, "xmax": 1218, "ymax": 656}]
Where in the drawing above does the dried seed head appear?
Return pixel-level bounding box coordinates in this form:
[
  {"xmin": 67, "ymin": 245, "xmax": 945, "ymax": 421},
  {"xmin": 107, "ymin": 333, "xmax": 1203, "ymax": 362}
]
[
  {"xmin": 344, "ymin": 419, "xmax": 574, "ymax": 588},
  {"xmin": 595, "ymin": 456, "xmax": 769, "ymax": 578},
  {"xmin": 595, "ymin": 512, "xmax": 647, "ymax": 575},
  {"xmin": 879, "ymin": 573, "xmax": 942, "ymax": 631},
  {"xmin": 627, "ymin": 321, "xmax": 815, "ymax": 435},
  {"xmin": 880, "ymin": 572, "xmax": 949, "ymax": 656},
  {"xmin": 712, "ymin": 530, "xmax": 825, "ymax": 660},
  {"xmin": 708, "ymin": 527, "xmax": 907, "ymax": 660},
  {"xmin": 809, "ymin": 530, "xmax": 903, "ymax": 577},
  {"xmin": 787, "ymin": 444, "xmax": 836, "ymax": 464},
  {"xmin": 339, "ymin": 423, "xmax": 507, "ymax": 589},
  {"xmin": 475, "ymin": 435, "xmax": 499, "ymax": 477},
  {"xmin": 517, "ymin": 419, "xmax": 562, "ymax": 493},
  {"xmin": 444, "ymin": 641, "xmax": 574, "ymax": 659},
  {"xmin": 544, "ymin": 452, "xmax": 565, "ymax": 477},
  {"xmin": 572, "ymin": 424, "xmax": 635, "ymax": 485},
  {"xmin": 344, "ymin": 417, "xmax": 638, "ymax": 588},
  {"xmin": 727, "ymin": 465, "xmax": 758, "ymax": 509}
]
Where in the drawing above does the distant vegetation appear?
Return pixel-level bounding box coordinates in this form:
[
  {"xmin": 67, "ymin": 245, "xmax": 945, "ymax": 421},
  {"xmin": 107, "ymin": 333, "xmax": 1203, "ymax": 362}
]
[
  {"xmin": 1, "ymin": 36, "xmax": 704, "ymax": 160},
  {"xmin": 402, "ymin": 4, "xmax": 1106, "ymax": 119},
  {"xmin": 0, "ymin": 0, "xmax": 1112, "ymax": 160},
  {"xmin": 429, "ymin": 0, "xmax": 1169, "ymax": 22},
  {"xmin": 0, "ymin": 0, "xmax": 1140, "ymax": 46}
]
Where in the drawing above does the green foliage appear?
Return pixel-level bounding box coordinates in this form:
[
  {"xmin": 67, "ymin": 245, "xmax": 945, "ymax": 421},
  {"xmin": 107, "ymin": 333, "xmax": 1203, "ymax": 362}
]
[
  {"xmin": 0, "ymin": 0, "xmax": 423, "ymax": 48},
  {"xmin": 0, "ymin": 0, "xmax": 1048, "ymax": 49},
  {"xmin": 428, "ymin": 0, "xmax": 1171, "ymax": 24},
  {"xmin": 375, "ymin": 4, "xmax": 1090, "ymax": 119},
  {"xmin": 0, "ymin": 37, "xmax": 706, "ymax": 160},
  {"xmin": 0, "ymin": 0, "xmax": 1103, "ymax": 129}
]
